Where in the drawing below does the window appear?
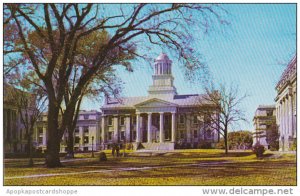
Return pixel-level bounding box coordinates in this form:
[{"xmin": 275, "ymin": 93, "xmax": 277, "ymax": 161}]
[
  {"xmin": 121, "ymin": 131, "xmax": 125, "ymax": 141},
  {"xmin": 204, "ymin": 115, "xmax": 211, "ymax": 124},
  {"xmin": 38, "ymin": 127, "xmax": 43, "ymax": 135},
  {"xmin": 120, "ymin": 116, "xmax": 125, "ymax": 126},
  {"xmin": 20, "ymin": 128, "xmax": 22, "ymax": 139},
  {"xmin": 193, "ymin": 115, "xmax": 198, "ymax": 124},
  {"xmin": 84, "ymin": 114, "xmax": 89, "ymax": 120},
  {"xmin": 75, "ymin": 127, "xmax": 79, "ymax": 133},
  {"xmin": 132, "ymin": 115, "xmax": 136, "ymax": 124},
  {"xmin": 83, "ymin": 126, "xmax": 89, "ymax": 133},
  {"xmin": 180, "ymin": 131, "xmax": 185, "ymax": 139},
  {"xmin": 179, "ymin": 114, "xmax": 185, "ymax": 124},
  {"xmin": 206, "ymin": 129, "xmax": 212, "ymax": 138},
  {"xmin": 75, "ymin": 136, "xmax": 80, "ymax": 144},
  {"xmin": 132, "ymin": 131, "xmax": 136, "ymax": 140},
  {"xmin": 266, "ymin": 110, "xmax": 273, "ymax": 116},
  {"xmin": 84, "ymin": 147, "xmax": 88, "ymax": 152},
  {"xmin": 84, "ymin": 136, "xmax": 89, "ymax": 144},
  {"xmin": 108, "ymin": 116, "xmax": 113, "ymax": 126},
  {"xmin": 194, "ymin": 130, "xmax": 198, "ymax": 138},
  {"xmin": 38, "ymin": 137, "xmax": 43, "ymax": 144},
  {"xmin": 108, "ymin": 132, "xmax": 113, "ymax": 141}
]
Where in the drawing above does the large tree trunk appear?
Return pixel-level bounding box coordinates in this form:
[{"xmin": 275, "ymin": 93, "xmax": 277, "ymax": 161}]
[
  {"xmin": 224, "ymin": 131, "xmax": 228, "ymax": 154},
  {"xmin": 65, "ymin": 96, "xmax": 83, "ymax": 159},
  {"xmin": 45, "ymin": 105, "xmax": 62, "ymax": 168},
  {"xmin": 66, "ymin": 126, "xmax": 75, "ymax": 159}
]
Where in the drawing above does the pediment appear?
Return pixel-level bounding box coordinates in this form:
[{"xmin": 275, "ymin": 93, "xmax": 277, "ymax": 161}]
[{"xmin": 134, "ymin": 98, "xmax": 177, "ymax": 108}]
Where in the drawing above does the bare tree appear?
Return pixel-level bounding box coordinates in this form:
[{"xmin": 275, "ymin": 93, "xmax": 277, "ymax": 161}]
[
  {"xmin": 197, "ymin": 82, "xmax": 248, "ymax": 154},
  {"xmin": 5, "ymin": 3, "xmax": 227, "ymax": 167}
]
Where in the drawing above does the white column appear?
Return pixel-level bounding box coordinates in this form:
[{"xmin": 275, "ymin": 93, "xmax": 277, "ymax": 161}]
[
  {"xmin": 113, "ymin": 116, "xmax": 119, "ymax": 142},
  {"xmin": 136, "ymin": 113, "xmax": 141, "ymax": 142},
  {"xmin": 283, "ymin": 99, "xmax": 286, "ymax": 135},
  {"xmin": 289, "ymin": 95, "xmax": 293, "ymax": 136},
  {"xmin": 280, "ymin": 100, "xmax": 284, "ymax": 136},
  {"xmin": 293, "ymin": 92, "xmax": 296, "ymax": 137},
  {"xmin": 159, "ymin": 112, "xmax": 164, "ymax": 143},
  {"xmin": 286, "ymin": 97, "xmax": 289, "ymax": 136},
  {"xmin": 147, "ymin": 113, "xmax": 152, "ymax": 143},
  {"xmin": 79, "ymin": 126, "xmax": 83, "ymax": 150},
  {"xmin": 285, "ymin": 98, "xmax": 289, "ymax": 135},
  {"xmin": 171, "ymin": 112, "xmax": 176, "ymax": 142},
  {"xmin": 42, "ymin": 127, "xmax": 47, "ymax": 146},
  {"xmin": 125, "ymin": 115, "xmax": 131, "ymax": 142},
  {"xmin": 186, "ymin": 113, "xmax": 191, "ymax": 143},
  {"xmin": 101, "ymin": 116, "xmax": 106, "ymax": 144}
]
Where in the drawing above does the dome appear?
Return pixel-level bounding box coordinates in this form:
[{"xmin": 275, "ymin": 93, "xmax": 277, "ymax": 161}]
[{"xmin": 155, "ymin": 53, "xmax": 170, "ymax": 61}]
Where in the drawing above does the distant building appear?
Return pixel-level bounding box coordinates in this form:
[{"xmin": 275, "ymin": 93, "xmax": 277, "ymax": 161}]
[
  {"xmin": 101, "ymin": 53, "xmax": 220, "ymax": 150},
  {"xmin": 275, "ymin": 56, "xmax": 297, "ymax": 151},
  {"xmin": 34, "ymin": 110, "xmax": 101, "ymax": 152},
  {"xmin": 253, "ymin": 105, "xmax": 276, "ymax": 149},
  {"xmin": 3, "ymin": 84, "xmax": 35, "ymax": 154}
]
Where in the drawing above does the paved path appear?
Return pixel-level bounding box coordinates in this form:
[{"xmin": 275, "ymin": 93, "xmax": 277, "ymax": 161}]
[{"xmin": 5, "ymin": 161, "xmax": 230, "ymax": 180}]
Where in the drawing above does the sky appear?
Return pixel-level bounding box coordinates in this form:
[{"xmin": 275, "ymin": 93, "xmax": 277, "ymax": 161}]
[{"xmin": 81, "ymin": 4, "xmax": 296, "ymax": 131}]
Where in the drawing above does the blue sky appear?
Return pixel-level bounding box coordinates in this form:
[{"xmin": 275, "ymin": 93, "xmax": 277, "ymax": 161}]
[{"xmin": 82, "ymin": 4, "xmax": 296, "ymax": 131}]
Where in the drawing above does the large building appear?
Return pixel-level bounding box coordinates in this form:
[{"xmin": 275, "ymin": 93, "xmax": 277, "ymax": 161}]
[
  {"xmin": 253, "ymin": 105, "xmax": 276, "ymax": 149},
  {"xmin": 275, "ymin": 56, "xmax": 297, "ymax": 151},
  {"xmin": 35, "ymin": 110, "xmax": 101, "ymax": 152},
  {"xmin": 101, "ymin": 53, "xmax": 219, "ymax": 150},
  {"xmin": 4, "ymin": 84, "xmax": 35, "ymax": 154}
]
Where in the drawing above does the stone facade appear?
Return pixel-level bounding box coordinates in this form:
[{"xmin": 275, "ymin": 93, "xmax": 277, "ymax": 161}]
[
  {"xmin": 35, "ymin": 110, "xmax": 101, "ymax": 152},
  {"xmin": 275, "ymin": 56, "xmax": 297, "ymax": 151},
  {"xmin": 101, "ymin": 53, "xmax": 220, "ymax": 150},
  {"xmin": 253, "ymin": 105, "xmax": 276, "ymax": 149}
]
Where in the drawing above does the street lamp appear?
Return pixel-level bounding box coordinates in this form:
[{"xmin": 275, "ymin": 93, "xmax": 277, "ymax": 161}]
[{"xmin": 91, "ymin": 136, "xmax": 94, "ymax": 158}]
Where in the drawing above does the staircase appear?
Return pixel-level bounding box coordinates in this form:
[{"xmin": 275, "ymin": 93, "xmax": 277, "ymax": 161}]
[{"xmin": 137, "ymin": 142, "xmax": 175, "ymax": 151}]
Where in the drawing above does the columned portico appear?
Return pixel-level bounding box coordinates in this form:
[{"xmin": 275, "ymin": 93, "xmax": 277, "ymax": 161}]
[
  {"xmin": 101, "ymin": 53, "xmax": 220, "ymax": 151},
  {"xmin": 147, "ymin": 113, "xmax": 152, "ymax": 143},
  {"xmin": 159, "ymin": 112, "xmax": 164, "ymax": 143}
]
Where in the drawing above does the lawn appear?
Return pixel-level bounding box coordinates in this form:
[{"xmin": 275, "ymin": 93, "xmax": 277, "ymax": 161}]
[{"xmin": 4, "ymin": 149, "xmax": 296, "ymax": 186}]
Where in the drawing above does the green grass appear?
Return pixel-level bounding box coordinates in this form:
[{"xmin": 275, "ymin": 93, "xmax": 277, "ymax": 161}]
[{"xmin": 4, "ymin": 149, "xmax": 296, "ymax": 186}]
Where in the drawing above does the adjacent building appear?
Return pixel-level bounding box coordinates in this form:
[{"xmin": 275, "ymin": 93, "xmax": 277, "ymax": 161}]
[
  {"xmin": 4, "ymin": 84, "xmax": 34, "ymax": 154},
  {"xmin": 275, "ymin": 56, "xmax": 297, "ymax": 151},
  {"xmin": 253, "ymin": 105, "xmax": 276, "ymax": 149},
  {"xmin": 101, "ymin": 53, "xmax": 220, "ymax": 150},
  {"xmin": 34, "ymin": 110, "xmax": 101, "ymax": 152}
]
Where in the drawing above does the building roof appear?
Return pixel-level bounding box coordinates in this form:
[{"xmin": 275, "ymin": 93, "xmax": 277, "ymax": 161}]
[
  {"xmin": 276, "ymin": 55, "xmax": 297, "ymax": 90},
  {"xmin": 155, "ymin": 53, "xmax": 170, "ymax": 61},
  {"xmin": 102, "ymin": 94, "xmax": 212, "ymax": 109},
  {"xmin": 257, "ymin": 105, "xmax": 276, "ymax": 110}
]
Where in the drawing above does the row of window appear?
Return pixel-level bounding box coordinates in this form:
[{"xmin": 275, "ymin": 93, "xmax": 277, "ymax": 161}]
[
  {"xmin": 75, "ymin": 136, "xmax": 90, "ymax": 144},
  {"xmin": 38, "ymin": 114, "xmax": 95, "ymax": 121},
  {"xmin": 178, "ymin": 129, "xmax": 214, "ymax": 139},
  {"xmin": 37, "ymin": 129, "xmax": 214, "ymax": 145},
  {"xmin": 75, "ymin": 126, "xmax": 89, "ymax": 133},
  {"xmin": 107, "ymin": 131, "xmax": 130, "ymax": 141},
  {"xmin": 106, "ymin": 114, "xmax": 207, "ymax": 126}
]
